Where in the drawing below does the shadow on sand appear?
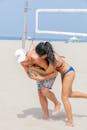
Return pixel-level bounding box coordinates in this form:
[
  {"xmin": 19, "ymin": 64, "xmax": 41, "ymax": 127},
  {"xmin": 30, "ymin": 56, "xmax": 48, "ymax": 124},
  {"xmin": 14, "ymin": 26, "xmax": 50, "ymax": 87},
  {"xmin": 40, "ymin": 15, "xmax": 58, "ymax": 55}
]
[
  {"xmin": 17, "ymin": 107, "xmax": 66, "ymax": 122},
  {"xmin": 17, "ymin": 107, "xmax": 87, "ymax": 122}
]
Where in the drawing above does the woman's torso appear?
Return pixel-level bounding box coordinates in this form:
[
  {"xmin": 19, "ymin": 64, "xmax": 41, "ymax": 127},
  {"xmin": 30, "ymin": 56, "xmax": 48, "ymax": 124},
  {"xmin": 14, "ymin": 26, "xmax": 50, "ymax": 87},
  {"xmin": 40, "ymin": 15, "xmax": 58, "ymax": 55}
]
[{"xmin": 54, "ymin": 52, "xmax": 70, "ymax": 74}]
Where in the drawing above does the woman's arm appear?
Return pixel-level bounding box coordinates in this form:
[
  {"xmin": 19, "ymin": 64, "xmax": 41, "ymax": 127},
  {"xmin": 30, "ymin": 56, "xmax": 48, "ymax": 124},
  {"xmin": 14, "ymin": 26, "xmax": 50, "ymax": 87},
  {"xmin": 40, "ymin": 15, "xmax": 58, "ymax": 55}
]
[
  {"xmin": 21, "ymin": 63, "xmax": 32, "ymax": 78},
  {"xmin": 30, "ymin": 63, "xmax": 55, "ymax": 75},
  {"xmin": 21, "ymin": 62, "xmax": 58, "ymax": 81},
  {"xmin": 31, "ymin": 70, "xmax": 58, "ymax": 81},
  {"xmin": 21, "ymin": 62, "xmax": 38, "ymax": 79}
]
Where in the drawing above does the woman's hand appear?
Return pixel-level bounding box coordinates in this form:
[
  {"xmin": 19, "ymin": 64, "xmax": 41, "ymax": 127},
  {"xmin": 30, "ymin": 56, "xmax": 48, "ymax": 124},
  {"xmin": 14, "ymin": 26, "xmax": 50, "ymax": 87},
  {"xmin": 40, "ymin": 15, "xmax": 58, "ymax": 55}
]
[{"xmin": 30, "ymin": 75, "xmax": 45, "ymax": 81}]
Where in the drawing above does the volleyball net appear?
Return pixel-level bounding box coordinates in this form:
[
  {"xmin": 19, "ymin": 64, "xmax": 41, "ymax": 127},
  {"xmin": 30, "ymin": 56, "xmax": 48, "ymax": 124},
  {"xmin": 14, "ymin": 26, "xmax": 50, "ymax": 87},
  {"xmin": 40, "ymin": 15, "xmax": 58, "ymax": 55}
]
[{"xmin": 34, "ymin": 8, "xmax": 87, "ymax": 42}]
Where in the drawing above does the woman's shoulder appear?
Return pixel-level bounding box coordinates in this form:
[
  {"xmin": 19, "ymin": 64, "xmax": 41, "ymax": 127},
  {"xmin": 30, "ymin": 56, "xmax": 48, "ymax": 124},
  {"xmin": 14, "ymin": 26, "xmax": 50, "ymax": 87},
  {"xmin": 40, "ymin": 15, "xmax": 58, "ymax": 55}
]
[
  {"xmin": 54, "ymin": 51, "xmax": 65, "ymax": 60},
  {"xmin": 54, "ymin": 51, "xmax": 60, "ymax": 59}
]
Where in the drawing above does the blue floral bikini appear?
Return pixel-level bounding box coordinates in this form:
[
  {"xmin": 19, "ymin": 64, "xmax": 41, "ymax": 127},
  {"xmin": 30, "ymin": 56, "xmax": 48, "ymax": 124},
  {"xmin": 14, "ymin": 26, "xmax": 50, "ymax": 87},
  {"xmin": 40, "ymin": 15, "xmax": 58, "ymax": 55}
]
[{"xmin": 61, "ymin": 66, "xmax": 75, "ymax": 78}]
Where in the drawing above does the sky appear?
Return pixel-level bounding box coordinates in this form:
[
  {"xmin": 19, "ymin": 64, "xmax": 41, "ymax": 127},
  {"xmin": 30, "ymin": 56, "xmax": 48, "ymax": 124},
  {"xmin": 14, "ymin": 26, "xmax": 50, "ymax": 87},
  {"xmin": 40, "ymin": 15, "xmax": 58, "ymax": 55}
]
[{"xmin": 0, "ymin": 0, "xmax": 87, "ymax": 41}]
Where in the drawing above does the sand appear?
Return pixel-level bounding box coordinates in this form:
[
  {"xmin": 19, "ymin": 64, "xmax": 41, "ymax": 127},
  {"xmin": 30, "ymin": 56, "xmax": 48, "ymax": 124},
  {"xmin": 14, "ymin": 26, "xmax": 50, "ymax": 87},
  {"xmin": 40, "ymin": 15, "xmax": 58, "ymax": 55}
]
[{"xmin": 0, "ymin": 40, "xmax": 87, "ymax": 130}]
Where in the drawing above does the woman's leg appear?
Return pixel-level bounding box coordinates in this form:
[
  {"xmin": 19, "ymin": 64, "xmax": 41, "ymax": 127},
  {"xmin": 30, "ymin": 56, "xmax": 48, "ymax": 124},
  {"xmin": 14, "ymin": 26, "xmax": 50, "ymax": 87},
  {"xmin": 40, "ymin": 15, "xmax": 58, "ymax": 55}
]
[
  {"xmin": 61, "ymin": 72, "xmax": 75, "ymax": 126},
  {"xmin": 41, "ymin": 87, "xmax": 61, "ymax": 115},
  {"xmin": 70, "ymin": 91, "xmax": 87, "ymax": 98},
  {"xmin": 38, "ymin": 91, "xmax": 49, "ymax": 119}
]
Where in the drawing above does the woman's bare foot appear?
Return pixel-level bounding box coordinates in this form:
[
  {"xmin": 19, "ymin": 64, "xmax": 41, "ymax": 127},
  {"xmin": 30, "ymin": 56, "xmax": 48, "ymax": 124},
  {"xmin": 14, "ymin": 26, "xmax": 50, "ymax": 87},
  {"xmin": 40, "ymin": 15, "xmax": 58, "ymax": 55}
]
[
  {"xmin": 52, "ymin": 102, "xmax": 61, "ymax": 116},
  {"xmin": 37, "ymin": 115, "xmax": 49, "ymax": 120},
  {"xmin": 65, "ymin": 121, "xmax": 74, "ymax": 127}
]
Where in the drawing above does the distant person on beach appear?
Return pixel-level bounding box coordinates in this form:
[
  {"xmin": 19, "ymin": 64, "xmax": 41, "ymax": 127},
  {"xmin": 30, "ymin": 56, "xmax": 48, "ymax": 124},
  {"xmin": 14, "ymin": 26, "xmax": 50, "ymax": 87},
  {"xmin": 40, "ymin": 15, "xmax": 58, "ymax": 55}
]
[
  {"xmin": 30, "ymin": 41, "xmax": 87, "ymax": 126},
  {"xmin": 20, "ymin": 46, "xmax": 60, "ymax": 120}
]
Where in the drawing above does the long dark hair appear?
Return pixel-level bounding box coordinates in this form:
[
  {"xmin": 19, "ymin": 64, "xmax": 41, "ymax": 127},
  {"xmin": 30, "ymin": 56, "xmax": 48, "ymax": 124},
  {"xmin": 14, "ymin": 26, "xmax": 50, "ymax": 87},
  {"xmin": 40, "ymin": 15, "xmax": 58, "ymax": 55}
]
[{"xmin": 35, "ymin": 41, "xmax": 56, "ymax": 65}]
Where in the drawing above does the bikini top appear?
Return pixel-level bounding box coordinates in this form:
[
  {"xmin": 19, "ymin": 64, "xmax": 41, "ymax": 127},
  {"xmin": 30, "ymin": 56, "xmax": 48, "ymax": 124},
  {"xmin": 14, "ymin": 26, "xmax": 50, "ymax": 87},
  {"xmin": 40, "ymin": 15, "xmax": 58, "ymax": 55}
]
[{"xmin": 56, "ymin": 59, "xmax": 65, "ymax": 70}]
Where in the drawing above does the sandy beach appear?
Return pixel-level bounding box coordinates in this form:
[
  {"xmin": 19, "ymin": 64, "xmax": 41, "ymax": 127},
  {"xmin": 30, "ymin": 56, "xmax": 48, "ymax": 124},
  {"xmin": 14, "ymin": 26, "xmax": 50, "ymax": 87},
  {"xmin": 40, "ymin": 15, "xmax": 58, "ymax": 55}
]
[{"xmin": 0, "ymin": 40, "xmax": 87, "ymax": 130}]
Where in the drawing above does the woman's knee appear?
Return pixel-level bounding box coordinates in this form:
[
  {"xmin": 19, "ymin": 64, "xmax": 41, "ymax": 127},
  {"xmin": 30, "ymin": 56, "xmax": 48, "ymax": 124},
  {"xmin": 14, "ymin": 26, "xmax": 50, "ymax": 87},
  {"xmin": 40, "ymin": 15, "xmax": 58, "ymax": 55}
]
[
  {"xmin": 38, "ymin": 91, "xmax": 43, "ymax": 96},
  {"xmin": 41, "ymin": 87, "xmax": 49, "ymax": 96},
  {"xmin": 61, "ymin": 93, "xmax": 69, "ymax": 102}
]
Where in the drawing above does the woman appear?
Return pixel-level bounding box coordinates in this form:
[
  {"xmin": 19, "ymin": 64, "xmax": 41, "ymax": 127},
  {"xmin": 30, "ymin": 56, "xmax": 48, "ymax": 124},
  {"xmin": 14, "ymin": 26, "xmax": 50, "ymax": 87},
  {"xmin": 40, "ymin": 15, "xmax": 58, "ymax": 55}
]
[
  {"xmin": 31, "ymin": 41, "xmax": 87, "ymax": 126},
  {"xmin": 21, "ymin": 47, "xmax": 60, "ymax": 119}
]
